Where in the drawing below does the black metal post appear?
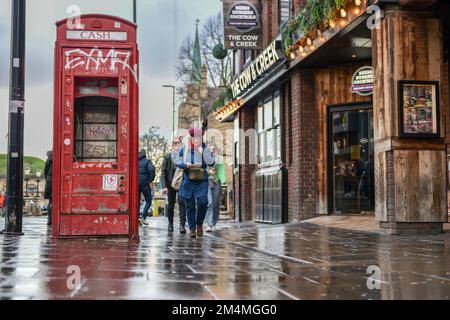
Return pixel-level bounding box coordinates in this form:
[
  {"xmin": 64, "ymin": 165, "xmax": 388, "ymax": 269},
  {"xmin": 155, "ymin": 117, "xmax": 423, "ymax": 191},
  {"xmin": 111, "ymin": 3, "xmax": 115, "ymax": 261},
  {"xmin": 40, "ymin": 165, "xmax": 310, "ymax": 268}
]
[
  {"xmin": 133, "ymin": 0, "xmax": 137, "ymax": 24},
  {"xmin": 2, "ymin": 0, "xmax": 26, "ymax": 236},
  {"xmin": 24, "ymin": 177, "xmax": 28, "ymax": 197}
]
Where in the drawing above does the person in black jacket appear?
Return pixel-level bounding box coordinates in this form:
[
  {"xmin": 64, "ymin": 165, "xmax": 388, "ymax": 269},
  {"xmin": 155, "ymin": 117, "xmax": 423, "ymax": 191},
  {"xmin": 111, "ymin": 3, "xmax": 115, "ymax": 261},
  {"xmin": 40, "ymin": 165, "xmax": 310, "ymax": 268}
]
[
  {"xmin": 44, "ymin": 150, "xmax": 53, "ymax": 226},
  {"xmin": 138, "ymin": 149, "xmax": 156, "ymax": 226},
  {"xmin": 161, "ymin": 137, "xmax": 187, "ymax": 233}
]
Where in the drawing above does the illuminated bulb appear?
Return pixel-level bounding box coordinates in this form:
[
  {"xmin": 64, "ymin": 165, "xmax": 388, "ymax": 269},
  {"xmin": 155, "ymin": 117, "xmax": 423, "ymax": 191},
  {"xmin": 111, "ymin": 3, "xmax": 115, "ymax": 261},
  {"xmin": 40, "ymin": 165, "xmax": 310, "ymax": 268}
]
[
  {"xmin": 299, "ymin": 46, "xmax": 304, "ymax": 53},
  {"xmin": 302, "ymin": 52, "xmax": 307, "ymax": 57},
  {"xmin": 307, "ymin": 37, "xmax": 312, "ymax": 46},
  {"xmin": 354, "ymin": 8, "xmax": 361, "ymax": 15},
  {"xmin": 320, "ymin": 36, "xmax": 325, "ymax": 42},
  {"xmin": 290, "ymin": 51, "xmax": 296, "ymax": 60},
  {"xmin": 310, "ymin": 45, "xmax": 315, "ymax": 50},
  {"xmin": 329, "ymin": 20, "xmax": 336, "ymax": 28},
  {"xmin": 340, "ymin": 19, "xmax": 347, "ymax": 26},
  {"xmin": 340, "ymin": 8, "xmax": 347, "ymax": 18},
  {"xmin": 355, "ymin": 0, "xmax": 362, "ymax": 6}
]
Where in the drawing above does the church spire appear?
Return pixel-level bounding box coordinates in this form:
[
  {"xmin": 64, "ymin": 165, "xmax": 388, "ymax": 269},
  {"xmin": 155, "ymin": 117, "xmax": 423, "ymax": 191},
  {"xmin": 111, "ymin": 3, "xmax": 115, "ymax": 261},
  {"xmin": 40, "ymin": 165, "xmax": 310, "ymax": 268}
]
[{"xmin": 191, "ymin": 19, "xmax": 202, "ymax": 84}]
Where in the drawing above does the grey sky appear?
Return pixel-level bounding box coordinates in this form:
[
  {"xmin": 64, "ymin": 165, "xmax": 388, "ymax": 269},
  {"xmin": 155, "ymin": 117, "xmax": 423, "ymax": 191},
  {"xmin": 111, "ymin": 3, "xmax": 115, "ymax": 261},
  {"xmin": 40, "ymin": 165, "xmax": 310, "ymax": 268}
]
[{"xmin": 0, "ymin": 0, "xmax": 221, "ymax": 159}]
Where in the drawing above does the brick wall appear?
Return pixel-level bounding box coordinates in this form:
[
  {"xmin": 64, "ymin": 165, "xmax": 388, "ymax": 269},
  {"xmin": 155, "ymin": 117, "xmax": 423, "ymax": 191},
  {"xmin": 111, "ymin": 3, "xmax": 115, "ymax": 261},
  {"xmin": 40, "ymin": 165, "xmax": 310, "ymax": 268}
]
[
  {"xmin": 293, "ymin": 0, "xmax": 307, "ymax": 15},
  {"xmin": 288, "ymin": 70, "xmax": 317, "ymax": 221},
  {"xmin": 237, "ymin": 108, "xmax": 257, "ymax": 221}
]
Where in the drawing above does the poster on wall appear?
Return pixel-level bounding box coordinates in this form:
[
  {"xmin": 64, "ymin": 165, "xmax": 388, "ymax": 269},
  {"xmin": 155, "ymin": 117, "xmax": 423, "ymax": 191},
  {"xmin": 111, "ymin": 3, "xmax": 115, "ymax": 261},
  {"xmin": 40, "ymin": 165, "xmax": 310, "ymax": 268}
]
[
  {"xmin": 223, "ymin": 0, "xmax": 263, "ymax": 50},
  {"xmin": 398, "ymin": 81, "xmax": 440, "ymax": 138}
]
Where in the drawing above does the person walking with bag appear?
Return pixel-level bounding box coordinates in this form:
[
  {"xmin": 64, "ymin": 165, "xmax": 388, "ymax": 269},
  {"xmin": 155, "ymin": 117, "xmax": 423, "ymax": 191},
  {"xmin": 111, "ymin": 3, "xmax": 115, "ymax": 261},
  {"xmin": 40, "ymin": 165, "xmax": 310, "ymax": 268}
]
[
  {"xmin": 161, "ymin": 137, "xmax": 187, "ymax": 233},
  {"xmin": 138, "ymin": 149, "xmax": 156, "ymax": 226},
  {"xmin": 205, "ymin": 144, "xmax": 227, "ymax": 232},
  {"xmin": 174, "ymin": 128, "xmax": 215, "ymax": 238}
]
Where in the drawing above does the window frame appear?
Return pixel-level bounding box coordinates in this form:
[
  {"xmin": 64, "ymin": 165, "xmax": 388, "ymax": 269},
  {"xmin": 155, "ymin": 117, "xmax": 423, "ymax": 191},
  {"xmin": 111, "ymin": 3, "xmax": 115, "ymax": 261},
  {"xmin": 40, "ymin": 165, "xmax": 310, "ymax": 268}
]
[{"xmin": 257, "ymin": 89, "xmax": 282, "ymax": 166}]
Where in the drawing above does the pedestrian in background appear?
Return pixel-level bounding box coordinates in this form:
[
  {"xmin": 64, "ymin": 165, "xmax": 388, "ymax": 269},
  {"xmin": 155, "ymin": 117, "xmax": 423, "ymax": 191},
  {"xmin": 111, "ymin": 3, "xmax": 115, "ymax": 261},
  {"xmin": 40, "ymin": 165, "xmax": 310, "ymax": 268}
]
[
  {"xmin": 0, "ymin": 192, "xmax": 5, "ymax": 217},
  {"xmin": 205, "ymin": 144, "xmax": 227, "ymax": 232},
  {"xmin": 44, "ymin": 150, "xmax": 53, "ymax": 226},
  {"xmin": 161, "ymin": 136, "xmax": 187, "ymax": 233},
  {"xmin": 138, "ymin": 149, "xmax": 155, "ymax": 226},
  {"xmin": 175, "ymin": 128, "xmax": 215, "ymax": 238}
]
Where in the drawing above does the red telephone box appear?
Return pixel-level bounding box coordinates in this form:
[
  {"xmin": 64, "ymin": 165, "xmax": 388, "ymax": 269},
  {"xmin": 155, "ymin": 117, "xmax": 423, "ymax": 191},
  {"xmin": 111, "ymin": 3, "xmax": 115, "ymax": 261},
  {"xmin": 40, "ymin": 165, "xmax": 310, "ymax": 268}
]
[{"xmin": 52, "ymin": 15, "xmax": 139, "ymax": 238}]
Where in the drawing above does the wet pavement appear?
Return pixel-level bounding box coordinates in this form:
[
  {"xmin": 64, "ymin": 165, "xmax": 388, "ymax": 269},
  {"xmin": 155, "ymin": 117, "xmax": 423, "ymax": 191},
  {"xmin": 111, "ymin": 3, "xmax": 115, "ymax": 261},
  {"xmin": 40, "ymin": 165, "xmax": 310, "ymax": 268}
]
[{"xmin": 0, "ymin": 216, "xmax": 450, "ymax": 300}]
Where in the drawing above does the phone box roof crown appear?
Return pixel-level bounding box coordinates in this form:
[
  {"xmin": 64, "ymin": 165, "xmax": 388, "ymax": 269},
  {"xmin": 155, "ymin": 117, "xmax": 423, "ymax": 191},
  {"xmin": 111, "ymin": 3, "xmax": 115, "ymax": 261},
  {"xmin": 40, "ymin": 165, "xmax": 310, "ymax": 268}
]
[{"xmin": 56, "ymin": 14, "xmax": 137, "ymax": 43}]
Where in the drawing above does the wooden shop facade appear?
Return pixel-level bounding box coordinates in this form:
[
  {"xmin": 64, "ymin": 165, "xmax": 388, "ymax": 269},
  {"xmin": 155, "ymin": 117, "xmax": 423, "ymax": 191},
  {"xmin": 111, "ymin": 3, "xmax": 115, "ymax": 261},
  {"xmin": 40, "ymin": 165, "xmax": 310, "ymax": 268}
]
[{"xmin": 216, "ymin": 0, "xmax": 449, "ymax": 234}]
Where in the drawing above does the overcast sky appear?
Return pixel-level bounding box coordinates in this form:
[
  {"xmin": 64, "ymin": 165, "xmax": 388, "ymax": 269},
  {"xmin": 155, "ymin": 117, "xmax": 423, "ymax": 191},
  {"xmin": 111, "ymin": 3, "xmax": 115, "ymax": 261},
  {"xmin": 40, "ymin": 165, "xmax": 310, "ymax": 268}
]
[{"xmin": 0, "ymin": 0, "xmax": 221, "ymax": 159}]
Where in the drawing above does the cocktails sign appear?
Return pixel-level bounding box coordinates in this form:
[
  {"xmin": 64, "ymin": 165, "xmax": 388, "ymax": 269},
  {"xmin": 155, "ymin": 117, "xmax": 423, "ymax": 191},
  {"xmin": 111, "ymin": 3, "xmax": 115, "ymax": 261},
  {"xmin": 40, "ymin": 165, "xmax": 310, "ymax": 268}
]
[
  {"xmin": 224, "ymin": 0, "xmax": 263, "ymax": 49},
  {"xmin": 352, "ymin": 66, "xmax": 374, "ymax": 96}
]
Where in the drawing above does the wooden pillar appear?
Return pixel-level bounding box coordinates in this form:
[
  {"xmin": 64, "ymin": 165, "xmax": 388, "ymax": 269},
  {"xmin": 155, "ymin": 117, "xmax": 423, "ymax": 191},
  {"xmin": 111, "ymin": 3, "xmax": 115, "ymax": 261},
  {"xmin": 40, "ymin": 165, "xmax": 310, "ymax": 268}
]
[{"xmin": 372, "ymin": 6, "xmax": 448, "ymax": 234}]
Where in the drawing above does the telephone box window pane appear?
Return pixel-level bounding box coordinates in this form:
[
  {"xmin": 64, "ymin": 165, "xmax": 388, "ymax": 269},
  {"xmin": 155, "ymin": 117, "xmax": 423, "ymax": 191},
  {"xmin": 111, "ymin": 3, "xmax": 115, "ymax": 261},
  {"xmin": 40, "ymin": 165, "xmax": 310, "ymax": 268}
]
[
  {"xmin": 74, "ymin": 95, "xmax": 118, "ymax": 163},
  {"xmin": 84, "ymin": 106, "xmax": 118, "ymax": 123},
  {"xmin": 82, "ymin": 141, "xmax": 117, "ymax": 159},
  {"xmin": 83, "ymin": 124, "xmax": 117, "ymax": 141}
]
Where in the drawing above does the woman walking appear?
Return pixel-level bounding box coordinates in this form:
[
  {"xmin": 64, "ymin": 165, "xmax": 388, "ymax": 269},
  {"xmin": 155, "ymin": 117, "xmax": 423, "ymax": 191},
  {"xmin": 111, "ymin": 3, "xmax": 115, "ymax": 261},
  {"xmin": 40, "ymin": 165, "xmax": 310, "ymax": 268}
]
[
  {"xmin": 205, "ymin": 144, "xmax": 227, "ymax": 232},
  {"xmin": 174, "ymin": 128, "xmax": 215, "ymax": 238}
]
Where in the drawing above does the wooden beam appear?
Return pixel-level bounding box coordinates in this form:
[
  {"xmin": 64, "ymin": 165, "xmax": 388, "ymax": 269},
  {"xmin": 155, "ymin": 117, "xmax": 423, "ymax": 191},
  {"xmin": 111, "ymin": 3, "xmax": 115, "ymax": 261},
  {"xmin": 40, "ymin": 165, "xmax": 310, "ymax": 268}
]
[{"xmin": 399, "ymin": 0, "xmax": 439, "ymax": 10}]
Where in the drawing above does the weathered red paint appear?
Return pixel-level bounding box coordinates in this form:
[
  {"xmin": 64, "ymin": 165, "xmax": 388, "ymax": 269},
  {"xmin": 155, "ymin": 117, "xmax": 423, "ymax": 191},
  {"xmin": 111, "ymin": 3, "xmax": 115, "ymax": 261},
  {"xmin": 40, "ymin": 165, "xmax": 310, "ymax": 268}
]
[{"xmin": 52, "ymin": 15, "xmax": 139, "ymax": 239}]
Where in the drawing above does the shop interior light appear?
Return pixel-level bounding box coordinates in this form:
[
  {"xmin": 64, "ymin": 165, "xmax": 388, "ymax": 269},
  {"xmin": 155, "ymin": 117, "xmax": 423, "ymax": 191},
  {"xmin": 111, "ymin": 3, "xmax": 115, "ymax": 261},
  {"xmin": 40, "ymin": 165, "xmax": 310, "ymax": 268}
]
[
  {"xmin": 355, "ymin": 0, "xmax": 362, "ymax": 6},
  {"xmin": 299, "ymin": 45, "xmax": 304, "ymax": 53},
  {"xmin": 340, "ymin": 8, "xmax": 347, "ymax": 18},
  {"xmin": 354, "ymin": 7, "xmax": 361, "ymax": 14},
  {"xmin": 340, "ymin": 18, "xmax": 347, "ymax": 26},
  {"xmin": 329, "ymin": 20, "xmax": 336, "ymax": 28},
  {"xmin": 307, "ymin": 37, "xmax": 312, "ymax": 46}
]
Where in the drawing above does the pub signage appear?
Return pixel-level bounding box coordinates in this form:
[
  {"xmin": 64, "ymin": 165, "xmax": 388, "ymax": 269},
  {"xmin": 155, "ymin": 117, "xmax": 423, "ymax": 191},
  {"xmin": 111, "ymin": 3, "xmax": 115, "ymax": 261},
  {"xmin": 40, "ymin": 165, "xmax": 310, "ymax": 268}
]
[
  {"xmin": 230, "ymin": 40, "xmax": 284, "ymax": 99},
  {"xmin": 223, "ymin": 0, "xmax": 263, "ymax": 50},
  {"xmin": 352, "ymin": 66, "xmax": 374, "ymax": 96}
]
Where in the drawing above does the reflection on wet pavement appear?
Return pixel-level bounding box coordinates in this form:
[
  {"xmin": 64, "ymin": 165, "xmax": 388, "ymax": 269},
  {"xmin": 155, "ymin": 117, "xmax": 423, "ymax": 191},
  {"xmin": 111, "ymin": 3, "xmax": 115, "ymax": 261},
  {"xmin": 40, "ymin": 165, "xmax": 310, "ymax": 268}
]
[{"xmin": 1, "ymin": 217, "xmax": 449, "ymax": 300}]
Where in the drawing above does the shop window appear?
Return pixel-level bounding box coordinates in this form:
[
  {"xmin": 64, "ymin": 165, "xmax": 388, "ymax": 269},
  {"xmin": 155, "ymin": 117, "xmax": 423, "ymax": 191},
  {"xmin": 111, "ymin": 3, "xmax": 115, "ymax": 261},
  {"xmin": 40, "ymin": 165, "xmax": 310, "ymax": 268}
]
[
  {"xmin": 233, "ymin": 50, "xmax": 241, "ymax": 76},
  {"xmin": 257, "ymin": 90, "xmax": 282, "ymax": 165},
  {"xmin": 234, "ymin": 117, "xmax": 240, "ymax": 168},
  {"xmin": 74, "ymin": 96, "xmax": 118, "ymax": 163},
  {"xmin": 244, "ymin": 50, "xmax": 252, "ymax": 65}
]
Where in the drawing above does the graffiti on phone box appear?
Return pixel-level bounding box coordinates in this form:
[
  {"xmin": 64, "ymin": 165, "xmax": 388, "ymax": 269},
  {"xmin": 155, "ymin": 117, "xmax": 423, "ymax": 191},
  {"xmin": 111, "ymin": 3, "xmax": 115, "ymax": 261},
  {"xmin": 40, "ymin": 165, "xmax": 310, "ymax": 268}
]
[{"xmin": 64, "ymin": 48, "xmax": 138, "ymax": 83}]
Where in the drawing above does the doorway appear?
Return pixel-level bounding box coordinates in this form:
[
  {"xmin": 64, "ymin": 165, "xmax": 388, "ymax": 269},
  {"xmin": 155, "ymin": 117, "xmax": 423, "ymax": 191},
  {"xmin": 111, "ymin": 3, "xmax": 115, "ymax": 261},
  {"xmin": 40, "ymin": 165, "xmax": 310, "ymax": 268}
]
[{"xmin": 328, "ymin": 104, "xmax": 374, "ymax": 214}]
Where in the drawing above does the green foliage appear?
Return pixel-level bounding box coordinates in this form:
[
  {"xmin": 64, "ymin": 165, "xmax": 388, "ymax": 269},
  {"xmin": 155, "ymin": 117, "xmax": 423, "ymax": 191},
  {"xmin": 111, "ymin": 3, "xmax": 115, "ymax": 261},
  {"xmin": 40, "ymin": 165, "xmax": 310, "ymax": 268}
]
[
  {"xmin": 212, "ymin": 87, "xmax": 233, "ymax": 112},
  {"xmin": 335, "ymin": 0, "xmax": 345, "ymax": 8},
  {"xmin": 212, "ymin": 43, "xmax": 228, "ymax": 60},
  {"xmin": 281, "ymin": 0, "xmax": 350, "ymax": 53},
  {"xmin": 323, "ymin": 0, "xmax": 337, "ymax": 21},
  {"xmin": 310, "ymin": 0, "xmax": 323, "ymax": 26},
  {"xmin": 0, "ymin": 154, "xmax": 45, "ymax": 177}
]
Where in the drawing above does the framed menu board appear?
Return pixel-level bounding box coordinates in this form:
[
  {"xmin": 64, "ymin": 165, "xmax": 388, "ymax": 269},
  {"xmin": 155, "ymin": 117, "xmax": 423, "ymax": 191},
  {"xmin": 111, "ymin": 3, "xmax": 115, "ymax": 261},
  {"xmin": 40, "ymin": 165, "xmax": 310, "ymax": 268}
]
[{"xmin": 398, "ymin": 80, "xmax": 440, "ymax": 138}]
